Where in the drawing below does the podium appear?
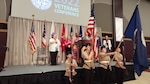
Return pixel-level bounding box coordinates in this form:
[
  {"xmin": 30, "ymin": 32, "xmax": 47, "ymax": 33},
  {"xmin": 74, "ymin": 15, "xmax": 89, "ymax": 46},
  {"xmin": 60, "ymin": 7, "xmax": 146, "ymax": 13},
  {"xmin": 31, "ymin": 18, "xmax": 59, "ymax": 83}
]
[
  {"xmin": 74, "ymin": 40, "xmax": 92, "ymax": 67},
  {"xmin": 74, "ymin": 40, "xmax": 92, "ymax": 49}
]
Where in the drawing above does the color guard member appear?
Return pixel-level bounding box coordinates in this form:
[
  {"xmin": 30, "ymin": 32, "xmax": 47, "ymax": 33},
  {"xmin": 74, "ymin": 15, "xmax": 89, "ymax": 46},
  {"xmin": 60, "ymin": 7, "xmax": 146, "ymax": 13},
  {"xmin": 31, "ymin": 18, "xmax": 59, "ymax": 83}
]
[
  {"xmin": 49, "ymin": 33, "xmax": 61, "ymax": 65},
  {"xmin": 81, "ymin": 43, "xmax": 95, "ymax": 84},
  {"xmin": 98, "ymin": 46, "xmax": 116, "ymax": 84},
  {"xmin": 114, "ymin": 48, "xmax": 126, "ymax": 84},
  {"xmin": 64, "ymin": 51, "xmax": 78, "ymax": 84}
]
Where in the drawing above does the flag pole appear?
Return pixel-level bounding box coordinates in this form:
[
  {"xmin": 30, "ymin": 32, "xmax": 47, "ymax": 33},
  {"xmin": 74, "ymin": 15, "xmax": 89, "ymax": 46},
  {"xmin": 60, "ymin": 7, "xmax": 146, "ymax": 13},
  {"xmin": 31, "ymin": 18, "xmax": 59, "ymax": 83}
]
[
  {"xmin": 91, "ymin": 0, "xmax": 95, "ymax": 53},
  {"xmin": 116, "ymin": 37, "xmax": 123, "ymax": 49},
  {"xmin": 44, "ymin": 19, "xmax": 47, "ymax": 63},
  {"xmin": 61, "ymin": 24, "xmax": 65, "ymax": 63},
  {"xmin": 42, "ymin": 19, "xmax": 46, "ymax": 47},
  {"xmin": 136, "ymin": 0, "xmax": 141, "ymax": 5},
  {"xmin": 109, "ymin": 36, "xmax": 124, "ymax": 70},
  {"xmin": 32, "ymin": 14, "xmax": 35, "ymax": 23},
  {"xmin": 109, "ymin": 0, "xmax": 141, "ymax": 69},
  {"xmin": 31, "ymin": 14, "xmax": 34, "ymax": 65}
]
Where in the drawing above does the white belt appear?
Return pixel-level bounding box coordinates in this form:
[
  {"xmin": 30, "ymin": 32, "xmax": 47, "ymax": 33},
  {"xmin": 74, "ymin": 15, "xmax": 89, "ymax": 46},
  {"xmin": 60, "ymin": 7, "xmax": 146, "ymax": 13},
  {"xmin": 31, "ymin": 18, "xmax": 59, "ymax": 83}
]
[
  {"xmin": 85, "ymin": 60, "xmax": 92, "ymax": 62},
  {"xmin": 119, "ymin": 62, "xmax": 123, "ymax": 64},
  {"xmin": 100, "ymin": 61, "xmax": 109, "ymax": 64}
]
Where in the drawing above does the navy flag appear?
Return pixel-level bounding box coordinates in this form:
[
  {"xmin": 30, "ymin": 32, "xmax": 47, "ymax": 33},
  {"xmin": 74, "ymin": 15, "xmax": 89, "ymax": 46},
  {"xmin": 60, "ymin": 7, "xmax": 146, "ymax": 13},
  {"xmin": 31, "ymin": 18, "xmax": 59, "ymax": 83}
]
[
  {"xmin": 79, "ymin": 25, "xmax": 82, "ymax": 37},
  {"xmin": 124, "ymin": 5, "xmax": 148, "ymax": 76},
  {"xmin": 70, "ymin": 26, "xmax": 73, "ymax": 37}
]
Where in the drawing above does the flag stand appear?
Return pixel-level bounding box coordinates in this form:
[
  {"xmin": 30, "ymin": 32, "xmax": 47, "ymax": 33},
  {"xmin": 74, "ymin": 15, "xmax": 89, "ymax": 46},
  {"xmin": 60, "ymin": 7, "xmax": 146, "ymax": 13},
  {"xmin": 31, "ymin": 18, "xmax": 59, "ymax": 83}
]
[
  {"xmin": 42, "ymin": 19, "xmax": 47, "ymax": 64},
  {"xmin": 137, "ymin": 0, "xmax": 141, "ymax": 5},
  {"xmin": 31, "ymin": 53, "xmax": 34, "ymax": 65}
]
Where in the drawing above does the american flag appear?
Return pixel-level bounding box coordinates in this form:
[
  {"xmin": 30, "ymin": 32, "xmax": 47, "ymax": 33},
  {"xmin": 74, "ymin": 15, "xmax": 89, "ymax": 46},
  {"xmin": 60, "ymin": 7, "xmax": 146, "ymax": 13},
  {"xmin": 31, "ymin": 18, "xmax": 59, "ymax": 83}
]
[
  {"xmin": 87, "ymin": 16, "xmax": 95, "ymax": 35},
  {"xmin": 86, "ymin": 4, "xmax": 95, "ymax": 36},
  {"xmin": 42, "ymin": 23, "xmax": 46, "ymax": 47},
  {"xmin": 28, "ymin": 21, "xmax": 36, "ymax": 54},
  {"xmin": 87, "ymin": 3, "xmax": 98, "ymax": 59}
]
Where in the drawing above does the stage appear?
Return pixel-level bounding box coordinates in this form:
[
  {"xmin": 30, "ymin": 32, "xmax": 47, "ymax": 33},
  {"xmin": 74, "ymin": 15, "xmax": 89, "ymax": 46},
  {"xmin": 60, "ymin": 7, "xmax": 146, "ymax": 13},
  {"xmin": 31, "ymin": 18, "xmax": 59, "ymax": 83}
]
[{"xmin": 0, "ymin": 62, "xmax": 135, "ymax": 84}]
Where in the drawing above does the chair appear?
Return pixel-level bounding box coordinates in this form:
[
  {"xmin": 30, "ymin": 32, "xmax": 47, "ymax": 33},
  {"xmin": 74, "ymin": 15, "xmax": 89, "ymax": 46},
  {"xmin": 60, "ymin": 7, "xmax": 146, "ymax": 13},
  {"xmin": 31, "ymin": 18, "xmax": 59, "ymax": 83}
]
[{"xmin": 36, "ymin": 46, "xmax": 48, "ymax": 65}]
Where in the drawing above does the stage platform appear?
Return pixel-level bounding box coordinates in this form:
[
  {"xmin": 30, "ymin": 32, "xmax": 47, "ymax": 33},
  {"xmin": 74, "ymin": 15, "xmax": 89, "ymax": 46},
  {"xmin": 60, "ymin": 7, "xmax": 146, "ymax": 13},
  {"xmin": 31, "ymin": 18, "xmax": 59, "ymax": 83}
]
[{"xmin": 0, "ymin": 62, "xmax": 135, "ymax": 84}]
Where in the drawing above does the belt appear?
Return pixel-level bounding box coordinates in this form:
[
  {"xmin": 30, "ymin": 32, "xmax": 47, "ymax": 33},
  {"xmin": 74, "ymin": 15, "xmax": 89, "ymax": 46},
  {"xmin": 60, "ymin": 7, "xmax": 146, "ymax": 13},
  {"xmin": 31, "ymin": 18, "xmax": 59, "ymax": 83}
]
[
  {"xmin": 85, "ymin": 60, "xmax": 92, "ymax": 62},
  {"xmin": 119, "ymin": 62, "xmax": 123, "ymax": 64},
  {"xmin": 100, "ymin": 61, "xmax": 110, "ymax": 64}
]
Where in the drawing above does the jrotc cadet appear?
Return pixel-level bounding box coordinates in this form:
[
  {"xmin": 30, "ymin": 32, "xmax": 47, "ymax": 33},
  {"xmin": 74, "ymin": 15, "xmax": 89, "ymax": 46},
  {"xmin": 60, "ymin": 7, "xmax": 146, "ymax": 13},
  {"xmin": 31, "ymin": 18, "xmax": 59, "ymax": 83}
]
[
  {"xmin": 98, "ymin": 46, "xmax": 116, "ymax": 84},
  {"xmin": 64, "ymin": 51, "xmax": 78, "ymax": 84},
  {"xmin": 114, "ymin": 48, "xmax": 126, "ymax": 84},
  {"xmin": 81, "ymin": 43, "xmax": 95, "ymax": 84}
]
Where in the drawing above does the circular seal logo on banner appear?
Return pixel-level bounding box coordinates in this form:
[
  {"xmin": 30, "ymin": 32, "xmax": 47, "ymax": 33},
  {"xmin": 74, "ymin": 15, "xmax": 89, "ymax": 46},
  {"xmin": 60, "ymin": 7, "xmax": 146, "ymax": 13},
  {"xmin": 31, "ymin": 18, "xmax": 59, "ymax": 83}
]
[{"xmin": 31, "ymin": 0, "xmax": 52, "ymax": 10}]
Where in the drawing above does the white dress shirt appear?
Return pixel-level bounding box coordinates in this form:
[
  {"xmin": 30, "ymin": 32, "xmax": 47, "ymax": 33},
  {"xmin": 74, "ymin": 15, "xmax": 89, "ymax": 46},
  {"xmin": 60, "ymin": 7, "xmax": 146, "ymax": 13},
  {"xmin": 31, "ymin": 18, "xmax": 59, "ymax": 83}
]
[
  {"xmin": 49, "ymin": 38, "xmax": 61, "ymax": 52},
  {"xmin": 103, "ymin": 40, "xmax": 112, "ymax": 50}
]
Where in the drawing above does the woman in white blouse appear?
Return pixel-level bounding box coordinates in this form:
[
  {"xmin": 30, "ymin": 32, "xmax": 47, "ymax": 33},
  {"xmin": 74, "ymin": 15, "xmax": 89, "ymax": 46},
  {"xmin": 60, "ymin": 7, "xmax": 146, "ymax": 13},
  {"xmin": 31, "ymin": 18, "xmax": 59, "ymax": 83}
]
[{"xmin": 49, "ymin": 33, "xmax": 61, "ymax": 65}]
